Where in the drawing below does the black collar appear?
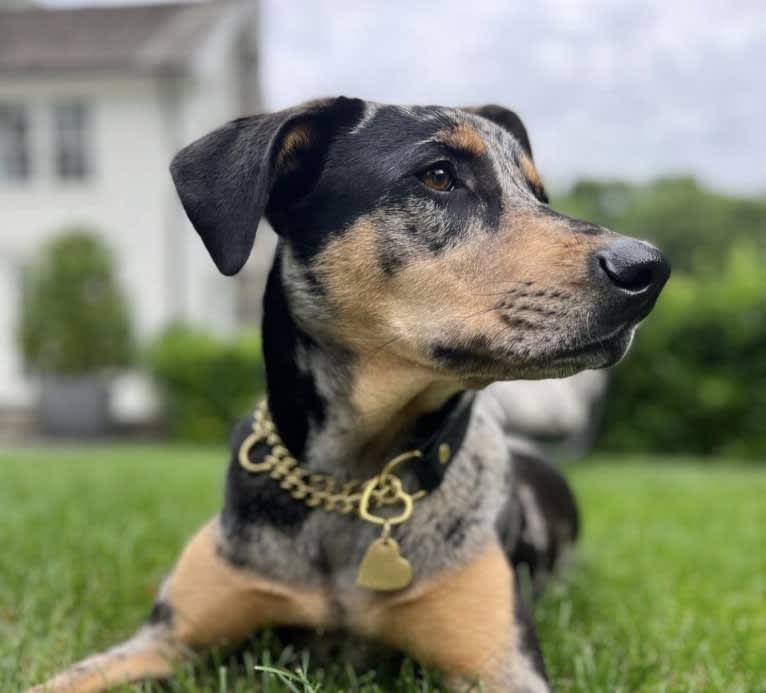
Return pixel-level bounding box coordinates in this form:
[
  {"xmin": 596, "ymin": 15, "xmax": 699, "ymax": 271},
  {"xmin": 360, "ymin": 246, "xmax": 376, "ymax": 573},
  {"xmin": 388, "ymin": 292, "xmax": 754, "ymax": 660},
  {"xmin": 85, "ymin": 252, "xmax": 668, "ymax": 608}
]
[{"xmin": 404, "ymin": 392, "xmax": 475, "ymax": 493}]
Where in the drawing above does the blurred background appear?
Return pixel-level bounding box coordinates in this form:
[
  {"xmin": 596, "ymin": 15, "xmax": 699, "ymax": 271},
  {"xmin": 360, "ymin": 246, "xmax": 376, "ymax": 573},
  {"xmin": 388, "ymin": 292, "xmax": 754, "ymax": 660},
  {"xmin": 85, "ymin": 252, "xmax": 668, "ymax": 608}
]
[
  {"xmin": 0, "ymin": 0, "xmax": 764, "ymax": 461},
  {"xmin": 1, "ymin": 3, "xmax": 765, "ymax": 690}
]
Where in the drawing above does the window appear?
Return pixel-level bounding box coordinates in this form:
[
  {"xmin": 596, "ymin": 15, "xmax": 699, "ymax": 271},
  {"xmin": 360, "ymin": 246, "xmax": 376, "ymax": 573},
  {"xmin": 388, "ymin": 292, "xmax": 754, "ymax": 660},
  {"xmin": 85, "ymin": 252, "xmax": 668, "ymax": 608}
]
[
  {"xmin": 0, "ymin": 103, "xmax": 31, "ymax": 182},
  {"xmin": 53, "ymin": 101, "xmax": 91, "ymax": 180}
]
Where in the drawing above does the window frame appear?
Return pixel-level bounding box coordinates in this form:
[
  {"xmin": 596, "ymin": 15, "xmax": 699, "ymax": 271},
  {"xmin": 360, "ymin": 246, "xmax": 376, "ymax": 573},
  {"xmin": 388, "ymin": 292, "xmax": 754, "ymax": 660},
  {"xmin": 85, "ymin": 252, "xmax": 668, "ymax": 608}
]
[
  {"xmin": 0, "ymin": 102, "xmax": 32, "ymax": 183},
  {"xmin": 52, "ymin": 99, "xmax": 92, "ymax": 182}
]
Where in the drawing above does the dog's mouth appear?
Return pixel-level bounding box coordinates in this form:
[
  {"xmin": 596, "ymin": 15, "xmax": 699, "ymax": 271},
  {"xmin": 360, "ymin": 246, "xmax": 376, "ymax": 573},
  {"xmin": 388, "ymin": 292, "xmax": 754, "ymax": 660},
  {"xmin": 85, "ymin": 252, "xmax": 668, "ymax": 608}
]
[
  {"xmin": 551, "ymin": 325, "xmax": 636, "ymax": 370},
  {"xmin": 430, "ymin": 319, "xmax": 639, "ymax": 382}
]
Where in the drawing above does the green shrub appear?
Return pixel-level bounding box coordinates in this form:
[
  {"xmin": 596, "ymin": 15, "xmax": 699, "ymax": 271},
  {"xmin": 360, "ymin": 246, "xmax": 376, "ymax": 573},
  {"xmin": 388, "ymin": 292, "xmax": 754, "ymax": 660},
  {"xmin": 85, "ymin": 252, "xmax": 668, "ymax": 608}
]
[
  {"xmin": 146, "ymin": 325, "xmax": 266, "ymax": 441},
  {"xmin": 19, "ymin": 228, "xmax": 134, "ymax": 374},
  {"xmin": 598, "ymin": 242, "xmax": 766, "ymax": 459}
]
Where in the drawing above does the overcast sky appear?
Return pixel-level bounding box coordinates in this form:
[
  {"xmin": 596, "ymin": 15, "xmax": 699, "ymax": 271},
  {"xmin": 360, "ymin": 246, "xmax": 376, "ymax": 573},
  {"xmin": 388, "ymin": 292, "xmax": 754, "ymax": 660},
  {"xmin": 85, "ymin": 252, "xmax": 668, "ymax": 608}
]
[{"xmin": 41, "ymin": 0, "xmax": 766, "ymax": 193}]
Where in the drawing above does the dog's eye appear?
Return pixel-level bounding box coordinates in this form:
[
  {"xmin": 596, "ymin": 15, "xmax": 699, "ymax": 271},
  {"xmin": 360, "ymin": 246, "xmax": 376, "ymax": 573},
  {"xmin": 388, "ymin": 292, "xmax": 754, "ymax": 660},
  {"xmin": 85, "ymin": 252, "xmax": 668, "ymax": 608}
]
[{"xmin": 418, "ymin": 164, "xmax": 455, "ymax": 192}]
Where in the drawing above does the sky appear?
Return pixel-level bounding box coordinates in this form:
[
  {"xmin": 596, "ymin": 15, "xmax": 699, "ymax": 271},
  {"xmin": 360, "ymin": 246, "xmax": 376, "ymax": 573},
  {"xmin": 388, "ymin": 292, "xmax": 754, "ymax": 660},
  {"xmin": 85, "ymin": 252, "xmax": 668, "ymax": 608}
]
[{"xmin": 41, "ymin": 0, "xmax": 766, "ymax": 193}]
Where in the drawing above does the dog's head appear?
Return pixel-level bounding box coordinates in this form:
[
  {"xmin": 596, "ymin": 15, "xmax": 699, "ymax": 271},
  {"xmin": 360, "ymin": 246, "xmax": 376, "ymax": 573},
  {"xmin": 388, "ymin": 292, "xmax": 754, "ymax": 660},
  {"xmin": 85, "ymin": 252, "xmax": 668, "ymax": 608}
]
[{"xmin": 171, "ymin": 97, "xmax": 669, "ymax": 384}]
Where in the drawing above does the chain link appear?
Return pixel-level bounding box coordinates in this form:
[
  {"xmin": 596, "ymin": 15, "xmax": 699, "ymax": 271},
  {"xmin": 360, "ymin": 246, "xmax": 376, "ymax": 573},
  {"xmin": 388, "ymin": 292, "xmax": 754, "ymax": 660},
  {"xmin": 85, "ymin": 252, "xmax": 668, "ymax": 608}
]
[{"xmin": 238, "ymin": 401, "xmax": 422, "ymax": 516}]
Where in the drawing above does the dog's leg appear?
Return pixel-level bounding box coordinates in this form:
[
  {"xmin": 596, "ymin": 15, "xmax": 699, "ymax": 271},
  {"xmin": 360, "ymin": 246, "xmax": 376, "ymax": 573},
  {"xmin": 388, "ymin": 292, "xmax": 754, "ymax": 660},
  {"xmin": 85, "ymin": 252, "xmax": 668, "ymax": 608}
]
[
  {"xmin": 29, "ymin": 519, "xmax": 327, "ymax": 693},
  {"xmin": 506, "ymin": 450, "xmax": 579, "ymax": 597},
  {"xmin": 358, "ymin": 542, "xmax": 550, "ymax": 693}
]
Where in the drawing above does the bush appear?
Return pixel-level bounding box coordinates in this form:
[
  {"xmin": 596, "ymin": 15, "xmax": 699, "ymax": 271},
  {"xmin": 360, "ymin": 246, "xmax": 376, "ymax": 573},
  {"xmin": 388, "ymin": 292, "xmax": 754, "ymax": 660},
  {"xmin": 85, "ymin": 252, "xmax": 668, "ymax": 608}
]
[
  {"xmin": 146, "ymin": 325, "xmax": 266, "ymax": 441},
  {"xmin": 598, "ymin": 242, "xmax": 766, "ymax": 459},
  {"xmin": 19, "ymin": 228, "xmax": 134, "ymax": 374}
]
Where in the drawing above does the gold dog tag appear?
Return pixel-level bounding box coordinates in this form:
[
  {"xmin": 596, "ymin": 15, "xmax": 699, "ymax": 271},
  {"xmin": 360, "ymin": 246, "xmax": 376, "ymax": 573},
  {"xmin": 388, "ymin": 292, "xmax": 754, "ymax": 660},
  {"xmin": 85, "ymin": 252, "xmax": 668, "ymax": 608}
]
[{"xmin": 356, "ymin": 537, "xmax": 412, "ymax": 591}]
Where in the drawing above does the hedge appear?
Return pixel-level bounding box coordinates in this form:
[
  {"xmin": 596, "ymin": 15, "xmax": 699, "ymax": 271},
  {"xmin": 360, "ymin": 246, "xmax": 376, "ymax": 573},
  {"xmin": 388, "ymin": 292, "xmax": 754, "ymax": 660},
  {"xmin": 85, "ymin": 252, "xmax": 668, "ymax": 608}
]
[
  {"xmin": 597, "ymin": 242, "xmax": 766, "ymax": 459},
  {"xmin": 146, "ymin": 325, "xmax": 265, "ymax": 442}
]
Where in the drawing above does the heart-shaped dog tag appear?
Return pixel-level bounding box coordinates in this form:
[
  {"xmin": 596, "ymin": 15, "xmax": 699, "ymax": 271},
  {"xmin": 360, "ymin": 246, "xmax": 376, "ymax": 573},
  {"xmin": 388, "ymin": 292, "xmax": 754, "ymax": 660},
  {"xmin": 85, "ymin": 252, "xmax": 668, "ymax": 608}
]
[{"xmin": 356, "ymin": 537, "xmax": 412, "ymax": 591}]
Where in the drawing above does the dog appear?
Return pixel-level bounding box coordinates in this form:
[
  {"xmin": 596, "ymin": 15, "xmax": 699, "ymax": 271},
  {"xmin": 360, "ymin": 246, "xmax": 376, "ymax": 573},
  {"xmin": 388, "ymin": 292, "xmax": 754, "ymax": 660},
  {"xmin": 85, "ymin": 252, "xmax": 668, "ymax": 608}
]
[{"xmin": 32, "ymin": 97, "xmax": 669, "ymax": 692}]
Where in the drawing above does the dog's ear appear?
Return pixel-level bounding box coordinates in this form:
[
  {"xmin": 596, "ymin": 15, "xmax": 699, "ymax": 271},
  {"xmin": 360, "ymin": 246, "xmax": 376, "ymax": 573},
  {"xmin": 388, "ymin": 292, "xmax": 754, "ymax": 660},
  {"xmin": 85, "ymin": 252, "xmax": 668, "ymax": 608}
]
[
  {"xmin": 170, "ymin": 97, "xmax": 365, "ymax": 275},
  {"xmin": 463, "ymin": 105, "xmax": 535, "ymax": 160}
]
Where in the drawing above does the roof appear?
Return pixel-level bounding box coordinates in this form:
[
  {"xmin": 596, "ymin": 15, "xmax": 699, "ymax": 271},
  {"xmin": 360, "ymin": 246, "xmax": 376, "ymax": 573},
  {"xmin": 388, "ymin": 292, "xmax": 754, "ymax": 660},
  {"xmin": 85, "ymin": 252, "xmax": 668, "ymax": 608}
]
[{"xmin": 0, "ymin": 2, "xmax": 236, "ymax": 73}]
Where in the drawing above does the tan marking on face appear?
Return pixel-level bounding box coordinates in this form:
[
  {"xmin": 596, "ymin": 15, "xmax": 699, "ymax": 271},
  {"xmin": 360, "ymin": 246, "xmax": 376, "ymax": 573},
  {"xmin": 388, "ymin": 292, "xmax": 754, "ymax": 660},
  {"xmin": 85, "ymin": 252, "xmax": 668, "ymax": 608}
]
[
  {"xmin": 316, "ymin": 216, "xmax": 514, "ymax": 358},
  {"xmin": 315, "ymin": 218, "xmax": 389, "ymax": 350},
  {"xmin": 504, "ymin": 211, "xmax": 603, "ymax": 278},
  {"xmin": 351, "ymin": 542, "xmax": 513, "ymax": 688},
  {"xmin": 437, "ymin": 125, "xmax": 487, "ymax": 155},
  {"xmin": 520, "ymin": 156, "xmax": 543, "ymax": 190},
  {"xmin": 390, "ymin": 211, "xmax": 604, "ymax": 304},
  {"xmin": 166, "ymin": 520, "xmax": 331, "ymax": 646},
  {"xmin": 317, "ymin": 211, "xmax": 604, "ymax": 344}
]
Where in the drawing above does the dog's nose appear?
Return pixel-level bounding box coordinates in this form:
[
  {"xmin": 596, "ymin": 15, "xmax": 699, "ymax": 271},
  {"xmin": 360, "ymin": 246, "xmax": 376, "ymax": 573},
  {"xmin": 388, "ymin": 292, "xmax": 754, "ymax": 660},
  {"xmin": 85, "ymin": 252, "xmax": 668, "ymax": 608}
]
[{"xmin": 595, "ymin": 239, "xmax": 671, "ymax": 296}]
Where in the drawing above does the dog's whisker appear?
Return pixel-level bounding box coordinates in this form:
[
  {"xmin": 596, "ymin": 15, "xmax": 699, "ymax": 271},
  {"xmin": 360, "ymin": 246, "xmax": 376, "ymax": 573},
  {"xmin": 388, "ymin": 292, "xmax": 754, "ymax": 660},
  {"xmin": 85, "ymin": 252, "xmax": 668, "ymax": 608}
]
[
  {"xmin": 480, "ymin": 279, "xmax": 535, "ymax": 286},
  {"xmin": 454, "ymin": 305, "xmax": 499, "ymax": 323},
  {"xmin": 471, "ymin": 282, "xmax": 537, "ymax": 297},
  {"xmin": 364, "ymin": 333, "xmax": 406, "ymax": 362},
  {"xmin": 487, "ymin": 321, "xmax": 512, "ymax": 345},
  {"xmin": 471, "ymin": 290, "xmax": 524, "ymax": 297}
]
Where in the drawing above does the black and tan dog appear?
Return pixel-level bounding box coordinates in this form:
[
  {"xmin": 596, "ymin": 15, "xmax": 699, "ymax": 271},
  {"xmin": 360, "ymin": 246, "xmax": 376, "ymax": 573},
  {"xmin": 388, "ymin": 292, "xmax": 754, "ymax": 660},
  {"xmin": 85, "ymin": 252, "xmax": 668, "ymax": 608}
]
[{"xmin": 33, "ymin": 98, "xmax": 669, "ymax": 692}]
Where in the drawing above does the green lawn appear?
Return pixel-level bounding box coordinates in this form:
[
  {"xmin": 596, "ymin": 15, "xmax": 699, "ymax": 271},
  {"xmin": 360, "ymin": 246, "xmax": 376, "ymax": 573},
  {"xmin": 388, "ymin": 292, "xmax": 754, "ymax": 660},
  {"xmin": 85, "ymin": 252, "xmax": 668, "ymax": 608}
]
[{"xmin": 1, "ymin": 447, "xmax": 764, "ymax": 692}]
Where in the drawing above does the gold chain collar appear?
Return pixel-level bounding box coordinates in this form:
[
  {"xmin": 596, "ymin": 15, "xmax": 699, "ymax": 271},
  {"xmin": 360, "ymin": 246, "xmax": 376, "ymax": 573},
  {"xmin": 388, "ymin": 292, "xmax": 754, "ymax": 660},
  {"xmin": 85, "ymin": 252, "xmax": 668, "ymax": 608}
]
[{"xmin": 237, "ymin": 400, "xmax": 439, "ymax": 591}]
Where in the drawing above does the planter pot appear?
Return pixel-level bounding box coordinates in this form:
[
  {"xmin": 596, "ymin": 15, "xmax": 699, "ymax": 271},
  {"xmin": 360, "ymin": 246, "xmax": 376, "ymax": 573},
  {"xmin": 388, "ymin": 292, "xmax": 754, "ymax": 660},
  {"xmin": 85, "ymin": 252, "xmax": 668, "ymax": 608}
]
[{"xmin": 38, "ymin": 374, "xmax": 111, "ymax": 437}]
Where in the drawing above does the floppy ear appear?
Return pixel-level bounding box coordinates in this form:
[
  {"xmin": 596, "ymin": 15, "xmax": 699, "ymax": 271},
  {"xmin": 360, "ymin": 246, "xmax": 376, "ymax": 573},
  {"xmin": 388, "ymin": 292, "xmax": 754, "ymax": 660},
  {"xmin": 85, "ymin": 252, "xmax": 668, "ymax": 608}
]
[
  {"xmin": 462, "ymin": 105, "xmax": 535, "ymax": 160},
  {"xmin": 170, "ymin": 97, "xmax": 364, "ymax": 275}
]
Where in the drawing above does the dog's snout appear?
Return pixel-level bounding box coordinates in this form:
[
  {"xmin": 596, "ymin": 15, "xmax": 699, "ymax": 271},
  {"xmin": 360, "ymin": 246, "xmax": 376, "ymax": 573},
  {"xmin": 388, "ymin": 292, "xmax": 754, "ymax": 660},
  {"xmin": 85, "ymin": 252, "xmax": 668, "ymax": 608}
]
[{"xmin": 595, "ymin": 239, "xmax": 671, "ymax": 296}]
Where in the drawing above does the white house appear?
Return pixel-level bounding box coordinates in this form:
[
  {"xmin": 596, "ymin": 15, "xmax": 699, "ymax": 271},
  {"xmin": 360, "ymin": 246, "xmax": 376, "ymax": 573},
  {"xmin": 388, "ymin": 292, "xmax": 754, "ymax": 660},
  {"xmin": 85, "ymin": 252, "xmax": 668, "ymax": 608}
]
[{"xmin": 0, "ymin": 1, "xmax": 269, "ymax": 425}]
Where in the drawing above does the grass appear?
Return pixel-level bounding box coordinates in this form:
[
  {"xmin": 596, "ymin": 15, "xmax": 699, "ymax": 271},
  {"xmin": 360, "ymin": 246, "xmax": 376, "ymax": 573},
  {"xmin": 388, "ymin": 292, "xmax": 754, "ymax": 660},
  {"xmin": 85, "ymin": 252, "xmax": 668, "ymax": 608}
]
[{"xmin": 0, "ymin": 446, "xmax": 764, "ymax": 692}]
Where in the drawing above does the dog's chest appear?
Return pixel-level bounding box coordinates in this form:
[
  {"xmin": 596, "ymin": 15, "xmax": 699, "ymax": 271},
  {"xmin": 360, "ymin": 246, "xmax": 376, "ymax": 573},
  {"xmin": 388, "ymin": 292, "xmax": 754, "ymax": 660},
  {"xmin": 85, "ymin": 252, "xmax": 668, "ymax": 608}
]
[{"xmin": 219, "ymin": 406, "xmax": 512, "ymax": 609}]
